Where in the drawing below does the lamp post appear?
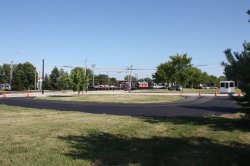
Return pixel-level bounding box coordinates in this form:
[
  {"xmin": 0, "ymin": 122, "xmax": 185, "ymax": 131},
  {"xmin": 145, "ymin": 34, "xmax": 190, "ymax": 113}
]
[{"xmin": 42, "ymin": 59, "xmax": 44, "ymax": 94}]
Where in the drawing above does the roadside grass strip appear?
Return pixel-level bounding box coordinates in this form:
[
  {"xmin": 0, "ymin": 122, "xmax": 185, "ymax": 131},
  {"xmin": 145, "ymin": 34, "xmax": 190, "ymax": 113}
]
[{"xmin": 39, "ymin": 94, "xmax": 183, "ymax": 104}]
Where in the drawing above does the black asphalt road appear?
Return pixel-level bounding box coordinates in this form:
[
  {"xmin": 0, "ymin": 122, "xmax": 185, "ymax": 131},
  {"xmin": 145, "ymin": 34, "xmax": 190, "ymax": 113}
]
[{"xmin": 0, "ymin": 96, "xmax": 240, "ymax": 117}]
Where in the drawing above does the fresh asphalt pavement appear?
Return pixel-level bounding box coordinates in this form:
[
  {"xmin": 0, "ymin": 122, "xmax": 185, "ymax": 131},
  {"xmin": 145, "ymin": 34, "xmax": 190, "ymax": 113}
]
[{"xmin": 0, "ymin": 95, "xmax": 240, "ymax": 117}]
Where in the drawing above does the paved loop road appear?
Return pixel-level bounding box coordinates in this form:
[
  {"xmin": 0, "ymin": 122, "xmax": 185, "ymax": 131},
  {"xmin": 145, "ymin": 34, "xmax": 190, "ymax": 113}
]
[{"xmin": 0, "ymin": 96, "xmax": 240, "ymax": 117}]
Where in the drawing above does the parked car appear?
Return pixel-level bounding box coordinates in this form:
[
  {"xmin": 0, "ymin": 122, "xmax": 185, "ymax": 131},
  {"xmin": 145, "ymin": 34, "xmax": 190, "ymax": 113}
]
[
  {"xmin": 152, "ymin": 83, "xmax": 166, "ymax": 89},
  {"xmin": 0, "ymin": 83, "xmax": 11, "ymax": 91},
  {"xmin": 168, "ymin": 85, "xmax": 182, "ymax": 91},
  {"xmin": 202, "ymin": 86, "xmax": 210, "ymax": 89},
  {"xmin": 193, "ymin": 85, "xmax": 203, "ymax": 89}
]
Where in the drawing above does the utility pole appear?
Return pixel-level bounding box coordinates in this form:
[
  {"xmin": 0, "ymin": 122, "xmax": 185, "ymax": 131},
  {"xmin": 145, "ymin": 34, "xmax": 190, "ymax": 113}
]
[
  {"xmin": 42, "ymin": 59, "xmax": 44, "ymax": 94},
  {"xmin": 35, "ymin": 71, "xmax": 36, "ymax": 90},
  {"xmin": 84, "ymin": 59, "xmax": 87, "ymax": 77},
  {"xmin": 9, "ymin": 61, "xmax": 13, "ymax": 90},
  {"xmin": 128, "ymin": 65, "xmax": 133, "ymax": 92},
  {"xmin": 135, "ymin": 73, "xmax": 138, "ymax": 81},
  {"xmin": 91, "ymin": 64, "xmax": 95, "ymax": 86}
]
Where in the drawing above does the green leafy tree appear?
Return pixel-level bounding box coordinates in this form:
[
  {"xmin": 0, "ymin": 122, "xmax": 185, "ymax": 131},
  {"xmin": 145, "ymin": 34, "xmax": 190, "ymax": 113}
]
[
  {"xmin": 70, "ymin": 67, "xmax": 88, "ymax": 96},
  {"xmin": 50, "ymin": 67, "xmax": 60, "ymax": 90},
  {"xmin": 144, "ymin": 77, "xmax": 152, "ymax": 83},
  {"xmin": 0, "ymin": 64, "xmax": 11, "ymax": 84},
  {"xmin": 86, "ymin": 68, "xmax": 93, "ymax": 86},
  {"xmin": 124, "ymin": 75, "xmax": 137, "ymax": 82},
  {"xmin": 207, "ymin": 75, "xmax": 219, "ymax": 84},
  {"xmin": 22, "ymin": 62, "xmax": 36, "ymax": 89},
  {"xmin": 43, "ymin": 74, "xmax": 51, "ymax": 90},
  {"xmin": 220, "ymin": 11, "xmax": 250, "ymax": 115},
  {"xmin": 0, "ymin": 65, "xmax": 2, "ymax": 83},
  {"xmin": 221, "ymin": 49, "xmax": 238, "ymax": 81},
  {"xmin": 153, "ymin": 62, "xmax": 173, "ymax": 83},
  {"xmin": 12, "ymin": 62, "xmax": 36, "ymax": 90},
  {"xmin": 82, "ymin": 75, "xmax": 90, "ymax": 92},
  {"xmin": 12, "ymin": 64, "xmax": 26, "ymax": 90},
  {"xmin": 200, "ymin": 72, "xmax": 209, "ymax": 85},
  {"xmin": 58, "ymin": 69, "xmax": 71, "ymax": 90},
  {"xmin": 96, "ymin": 74, "xmax": 109, "ymax": 85},
  {"xmin": 186, "ymin": 67, "xmax": 203, "ymax": 88},
  {"xmin": 218, "ymin": 76, "xmax": 226, "ymax": 82},
  {"xmin": 153, "ymin": 54, "xmax": 192, "ymax": 87},
  {"xmin": 222, "ymin": 42, "xmax": 250, "ymax": 112},
  {"xmin": 110, "ymin": 77, "xmax": 118, "ymax": 86}
]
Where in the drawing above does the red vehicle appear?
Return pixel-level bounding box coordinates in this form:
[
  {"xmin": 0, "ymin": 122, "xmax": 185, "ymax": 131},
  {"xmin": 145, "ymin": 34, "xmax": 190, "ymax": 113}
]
[
  {"xmin": 137, "ymin": 82, "xmax": 149, "ymax": 89},
  {"xmin": 119, "ymin": 81, "xmax": 149, "ymax": 90}
]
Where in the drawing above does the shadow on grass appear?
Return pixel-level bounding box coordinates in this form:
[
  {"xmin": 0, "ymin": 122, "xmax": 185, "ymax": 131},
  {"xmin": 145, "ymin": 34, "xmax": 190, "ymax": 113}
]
[
  {"xmin": 143, "ymin": 116, "xmax": 250, "ymax": 132},
  {"xmin": 181, "ymin": 105, "xmax": 238, "ymax": 113},
  {"xmin": 58, "ymin": 132, "xmax": 250, "ymax": 166}
]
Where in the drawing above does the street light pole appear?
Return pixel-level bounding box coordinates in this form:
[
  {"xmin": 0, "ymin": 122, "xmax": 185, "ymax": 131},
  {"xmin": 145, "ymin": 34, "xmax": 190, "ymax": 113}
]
[{"xmin": 42, "ymin": 59, "xmax": 44, "ymax": 94}]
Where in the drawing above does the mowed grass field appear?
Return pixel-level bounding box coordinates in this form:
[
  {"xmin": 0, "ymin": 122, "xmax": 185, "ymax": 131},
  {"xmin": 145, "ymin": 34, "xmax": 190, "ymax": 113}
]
[
  {"xmin": 40, "ymin": 94, "xmax": 183, "ymax": 103},
  {"xmin": 0, "ymin": 104, "xmax": 250, "ymax": 166}
]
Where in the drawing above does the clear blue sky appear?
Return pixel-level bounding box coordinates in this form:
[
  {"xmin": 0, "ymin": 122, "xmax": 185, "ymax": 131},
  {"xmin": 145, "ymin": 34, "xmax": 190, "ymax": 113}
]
[{"xmin": 0, "ymin": 0, "xmax": 249, "ymax": 79}]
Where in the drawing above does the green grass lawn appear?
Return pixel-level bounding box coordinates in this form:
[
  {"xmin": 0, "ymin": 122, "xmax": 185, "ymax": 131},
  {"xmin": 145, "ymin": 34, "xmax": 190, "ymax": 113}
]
[
  {"xmin": 40, "ymin": 94, "xmax": 183, "ymax": 103},
  {"xmin": 0, "ymin": 104, "xmax": 250, "ymax": 166}
]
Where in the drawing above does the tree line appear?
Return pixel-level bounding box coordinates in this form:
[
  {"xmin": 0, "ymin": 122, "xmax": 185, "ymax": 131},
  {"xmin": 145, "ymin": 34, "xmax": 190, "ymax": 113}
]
[
  {"xmin": 1, "ymin": 59, "xmax": 224, "ymax": 92},
  {"xmin": 0, "ymin": 62, "xmax": 36, "ymax": 90},
  {"xmin": 153, "ymin": 54, "xmax": 225, "ymax": 88},
  {"xmin": 0, "ymin": 63, "xmax": 121, "ymax": 93},
  {"xmin": 221, "ymin": 10, "xmax": 250, "ymax": 115}
]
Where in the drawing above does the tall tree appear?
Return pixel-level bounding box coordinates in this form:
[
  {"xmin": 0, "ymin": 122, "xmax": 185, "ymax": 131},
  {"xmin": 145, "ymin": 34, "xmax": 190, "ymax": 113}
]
[
  {"xmin": 22, "ymin": 62, "xmax": 36, "ymax": 89},
  {"xmin": 0, "ymin": 64, "xmax": 11, "ymax": 84},
  {"xmin": 86, "ymin": 68, "xmax": 94, "ymax": 86},
  {"xmin": 124, "ymin": 75, "xmax": 137, "ymax": 82},
  {"xmin": 43, "ymin": 74, "xmax": 51, "ymax": 90},
  {"xmin": 12, "ymin": 64, "xmax": 26, "ymax": 90},
  {"xmin": 218, "ymin": 76, "xmax": 226, "ymax": 82},
  {"xmin": 186, "ymin": 67, "xmax": 203, "ymax": 88},
  {"xmin": 153, "ymin": 54, "xmax": 192, "ymax": 86},
  {"xmin": 58, "ymin": 69, "xmax": 71, "ymax": 90},
  {"xmin": 220, "ymin": 11, "xmax": 250, "ymax": 114},
  {"xmin": 153, "ymin": 62, "xmax": 173, "ymax": 83},
  {"xmin": 0, "ymin": 65, "xmax": 2, "ymax": 83},
  {"xmin": 70, "ymin": 67, "xmax": 85, "ymax": 96},
  {"xmin": 222, "ymin": 42, "xmax": 250, "ymax": 110},
  {"xmin": 50, "ymin": 67, "xmax": 60, "ymax": 90},
  {"xmin": 11, "ymin": 62, "xmax": 36, "ymax": 90},
  {"xmin": 110, "ymin": 77, "xmax": 118, "ymax": 86},
  {"xmin": 96, "ymin": 74, "xmax": 109, "ymax": 85}
]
